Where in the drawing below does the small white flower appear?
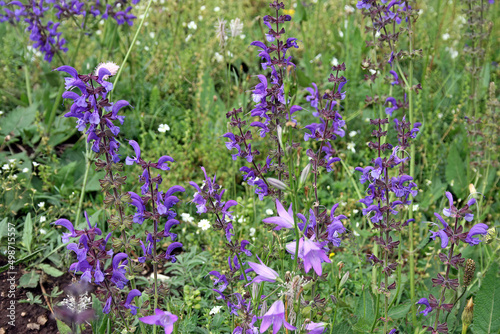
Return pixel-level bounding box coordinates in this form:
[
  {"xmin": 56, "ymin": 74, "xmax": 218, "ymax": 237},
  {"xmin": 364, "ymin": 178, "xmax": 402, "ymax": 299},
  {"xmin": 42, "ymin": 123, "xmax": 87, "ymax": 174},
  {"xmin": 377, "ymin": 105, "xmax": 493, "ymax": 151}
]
[
  {"xmin": 198, "ymin": 15, "xmax": 203, "ymax": 21},
  {"xmin": 340, "ymin": 202, "xmax": 347, "ymax": 207},
  {"xmin": 213, "ymin": 52, "xmax": 224, "ymax": 63},
  {"xmin": 40, "ymin": 216, "xmax": 46, "ymax": 223},
  {"xmin": 8, "ymin": 174, "xmax": 18, "ymax": 180},
  {"xmin": 412, "ymin": 204, "xmax": 419, "ymax": 212},
  {"xmin": 425, "ymin": 179, "xmax": 432, "ymax": 186},
  {"xmin": 210, "ymin": 306, "xmax": 223, "ymax": 315},
  {"xmin": 353, "ymin": 209, "xmax": 359, "ymax": 214},
  {"xmin": 347, "ymin": 142, "xmax": 356, "ymax": 153},
  {"xmin": 438, "ymin": 113, "xmax": 443, "ymax": 119},
  {"xmin": 0, "ymin": 110, "xmax": 3, "ymax": 115},
  {"xmin": 149, "ymin": 32, "xmax": 155, "ymax": 39},
  {"xmin": 40, "ymin": 228, "xmax": 47, "ymax": 234},
  {"xmin": 9, "ymin": 159, "xmax": 16, "ymax": 163},
  {"xmin": 38, "ymin": 202, "xmax": 45, "ymax": 209},
  {"xmin": 185, "ymin": 34, "xmax": 192, "ymax": 42},
  {"xmin": 214, "ymin": 6, "xmax": 220, "ymax": 12},
  {"xmin": 344, "ymin": 4, "xmax": 354, "ymax": 13},
  {"xmin": 94, "ymin": 62, "xmax": 120, "ymax": 80},
  {"xmin": 349, "ymin": 131, "xmax": 357, "ymax": 137},
  {"xmin": 230, "ymin": 18, "xmax": 243, "ymax": 37},
  {"xmin": 158, "ymin": 124, "xmax": 170, "ymax": 133},
  {"xmin": 135, "ymin": 40, "xmax": 141, "ymax": 45},
  {"xmin": 32, "ymin": 161, "xmax": 40, "ymax": 167},
  {"xmin": 2, "ymin": 164, "xmax": 9, "ymax": 170},
  {"xmin": 266, "ymin": 209, "xmax": 273, "ymax": 216},
  {"xmin": 22, "ymin": 168, "xmax": 29, "ymax": 173},
  {"xmin": 181, "ymin": 213, "xmax": 194, "ymax": 223},
  {"xmin": 240, "ymin": 34, "xmax": 246, "ymax": 40},
  {"xmin": 369, "ymin": 69, "xmax": 377, "ymax": 75},
  {"xmin": 227, "ymin": 51, "xmax": 233, "ymax": 57},
  {"xmin": 144, "ymin": 46, "xmax": 150, "ymax": 51},
  {"xmin": 353, "ymin": 231, "xmax": 360, "ymax": 236},
  {"xmin": 249, "ymin": 227, "xmax": 256, "ymax": 237},
  {"xmin": 187, "ymin": 21, "xmax": 197, "ymax": 30},
  {"xmin": 200, "ymin": 5, "xmax": 206, "ymax": 11},
  {"xmin": 96, "ymin": 30, "xmax": 102, "ymax": 35},
  {"xmin": 198, "ymin": 219, "xmax": 211, "ymax": 231},
  {"xmin": 442, "ymin": 33, "xmax": 450, "ymax": 41},
  {"xmin": 339, "ymin": 30, "xmax": 344, "ymax": 38},
  {"xmin": 99, "ymin": 20, "xmax": 105, "ymax": 25}
]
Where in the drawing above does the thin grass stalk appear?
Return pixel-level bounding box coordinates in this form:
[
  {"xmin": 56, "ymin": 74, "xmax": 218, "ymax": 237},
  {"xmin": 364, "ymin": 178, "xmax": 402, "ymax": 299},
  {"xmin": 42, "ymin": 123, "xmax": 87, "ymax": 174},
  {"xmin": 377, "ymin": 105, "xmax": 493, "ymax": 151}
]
[{"xmin": 75, "ymin": 139, "xmax": 92, "ymax": 226}]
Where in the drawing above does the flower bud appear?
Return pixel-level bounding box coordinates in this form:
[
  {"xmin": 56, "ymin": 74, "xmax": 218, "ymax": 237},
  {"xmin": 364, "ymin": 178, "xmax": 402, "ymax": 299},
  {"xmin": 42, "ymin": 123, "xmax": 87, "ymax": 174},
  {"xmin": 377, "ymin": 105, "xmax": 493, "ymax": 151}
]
[
  {"xmin": 461, "ymin": 297, "xmax": 474, "ymax": 332},
  {"xmin": 485, "ymin": 227, "xmax": 495, "ymax": 244},
  {"xmin": 463, "ymin": 259, "xmax": 476, "ymax": 288},
  {"xmin": 298, "ymin": 163, "xmax": 311, "ymax": 189},
  {"xmin": 267, "ymin": 177, "xmax": 288, "ymax": 191}
]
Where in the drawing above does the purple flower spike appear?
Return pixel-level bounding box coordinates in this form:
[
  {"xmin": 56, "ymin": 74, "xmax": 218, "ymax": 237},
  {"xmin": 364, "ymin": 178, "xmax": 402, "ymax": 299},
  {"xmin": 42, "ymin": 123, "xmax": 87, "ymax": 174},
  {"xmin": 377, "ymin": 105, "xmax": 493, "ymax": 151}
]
[
  {"xmin": 139, "ymin": 309, "xmax": 178, "ymax": 334},
  {"xmin": 124, "ymin": 289, "xmax": 142, "ymax": 315},
  {"xmin": 165, "ymin": 242, "xmax": 183, "ymax": 262},
  {"xmin": 246, "ymin": 255, "xmax": 279, "ymax": 285},
  {"xmin": 103, "ymin": 296, "xmax": 112, "ymax": 314},
  {"xmin": 465, "ymin": 223, "xmax": 488, "ymax": 246},
  {"xmin": 262, "ymin": 199, "xmax": 294, "ymax": 230},
  {"xmin": 416, "ymin": 298, "xmax": 433, "ymax": 316},
  {"xmin": 259, "ymin": 300, "xmax": 296, "ymax": 334}
]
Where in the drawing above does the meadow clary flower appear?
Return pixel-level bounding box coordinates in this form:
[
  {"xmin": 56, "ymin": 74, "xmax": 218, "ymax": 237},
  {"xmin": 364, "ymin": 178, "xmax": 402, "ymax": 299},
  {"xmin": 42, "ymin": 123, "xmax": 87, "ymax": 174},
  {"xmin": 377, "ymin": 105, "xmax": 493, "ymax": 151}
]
[
  {"xmin": 465, "ymin": 223, "xmax": 488, "ymax": 246},
  {"xmin": 262, "ymin": 199, "xmax": 294, "ymax": 230},
  {"xmin": 139, "ymin": 309, "xmax": 178, "ymax": 334},
  {"xmin": 124, "ymin": 289, "xmax": 141, "ymax": 315},
  {"xmin": 246, "ymin": 255, "xmax": 279, "ymax": 285},
  {"xmin": 416, "ymin": 298, "xmax": 433, "ymax": 316},
  {"xmin": 259, "ymin": 300, "xmax": 296, "ymax": 334}
]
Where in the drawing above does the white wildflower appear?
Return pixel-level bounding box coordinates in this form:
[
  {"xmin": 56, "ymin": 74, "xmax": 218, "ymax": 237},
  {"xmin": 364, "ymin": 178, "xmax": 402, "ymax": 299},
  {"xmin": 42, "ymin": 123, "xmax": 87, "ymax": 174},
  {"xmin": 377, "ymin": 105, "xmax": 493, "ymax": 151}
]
[
  {"xmin": 32, "ymin": 161, "xmax": 40, "ymax": 167},
  {"xmin": 339, "ymin": 30, "xmax": 344, "ymax": 38},
  {"xmin": 59, "ymin": 292, "xmax": 92, "ymax": 313},
  {"xmin": 210, "ymin": 306, "xmax": 223, "ymax": 315},
  {"xmin": 40, "ymin": 216, "xmax": 46, "ymax": 223},
  {"xmin": 185, "ymin": 34, "xmax": 192, "ymax": 42},
  {"xmin": 214, "ymin": 6, "xmax": 220, "ymax": 12},
  {"xmin": 38, "ymin": 202, "xmax": 45, "ymax": 209},
  {"xmin": 181, "ymin": 213, "xmax": 194, "ymax": 223},
  {"xmin": 213, "ymin": 52, "xmax": 224, "ymax": 63},
  {"xmin": 442, "ymin": 33, "xmax": 450, "ymax": 41},
  {"xmin": 158, "ymin": 124, "xmax": 170, "ymax": 133},
  {"xmin": 349, "ymin": 131, "xmax": 357, "ymax": 137},
  {"xmin": 22, "ymin": 168, "xmax": 29, "ymax": 173},
  {"xmin": 187, "ymin": 21, "xmax": 197, "ymax": 30},
  {"xmin": 40, "ymin": 228, "xmax": 47, "ymax": 234},
  {"xmin": 198, "ymin": 219, "xmax": 211, "ymax": 231},
  {"xmin": 347, "ymin": 142, "xmax": 356, "ymax": 153},
  {"xmin": 266, "ymin": 209, "xmax": 273, "ymax": 216},
  {"xmin": 215, "ymin": 18, "xmax": 227, "ymax": 48},
  {"xmin": 412, "ymin": 204, "xmax": 419, "ymax": 212},
  {"xmin": 344, "ymin": 5, "xmax": 354, "ymax": 13},
  {"xmin": 230, "ymin": 18, "xmax": 243, "ymax": 37},
  {"xmin": 149, "ymin": 32, "xmax": 155, "ymax": 39},
  {"xmin": 8, "ymin": 174, "xmax": 17, "ymax": 180},
  {"xmin": 94, "ymin": 62, "xmax": 120, "ymax": 80},
  {"xmin": 2, "ymin": 164, "xmax": 9, "ymax": 170},
  {"xmin": 200, "ymin": 5, "xmax": 206, "ymax": 11},
  {"xmin": 249, "ymin": 227, "xmax": 256, "ymax": 237}
]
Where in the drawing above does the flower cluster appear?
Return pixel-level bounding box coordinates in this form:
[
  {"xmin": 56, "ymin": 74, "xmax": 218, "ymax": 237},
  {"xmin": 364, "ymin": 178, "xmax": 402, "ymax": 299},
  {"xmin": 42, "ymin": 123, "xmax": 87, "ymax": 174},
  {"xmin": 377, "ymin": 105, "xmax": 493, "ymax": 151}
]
[
  {"xmin": 417, "ymin": 192, "xmax": 488, "ymax": 334},
  {"xmin": 1, "ymin": 0, "xmax": 141, "ymax": 62},
  {"xmin": 223, "ymin": 0, "xmax": 302, "ymax": 200}
]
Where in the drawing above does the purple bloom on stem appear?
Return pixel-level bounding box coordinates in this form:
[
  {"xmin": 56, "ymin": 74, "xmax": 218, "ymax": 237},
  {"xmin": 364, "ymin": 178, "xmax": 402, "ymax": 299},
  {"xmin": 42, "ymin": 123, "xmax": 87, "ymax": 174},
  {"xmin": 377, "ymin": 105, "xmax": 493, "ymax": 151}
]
[
  {"xmin": 430, "ymin": 213, "xmax": 449, "ymax": 248},
  {"xmin": 52, "ymin": 218, "xmax": 77, "ymax": 243},
  {"xmin": 124, "ymin": 289, "xmax": 141, "ymax": 315},
  {"xmin": 246, "ymin": 255, "xmax": 279, "ymax": 285},
  {"xmin": 110, "ymin": 253, "xmax": 129, "ymax": 289},
  {"xmin": 164, "ymin": 242, "xmax": 183, "ymax": 262},
  {"xmin": 259, "ymin": 300, "xmax": 296, "ymax": 334},
  {"xmin": 125, "ymin": 140, "xmax": 142, "ymax": 165},
  {"xmin": 286, "ymin": 238, "xmax": 331, "ymax": 276},
  {"xmin": 305, "ymin": 321, "xmax": 327, "ymax": 334},
  {"xmin": 389, "ymin": 70, "xmax": 399, "ymax": 85},
  {"xmin": 139, "ymin": 309, "xmax": 178, "ymax": 334},
  {"xmin": 465, "ymin": 223, "xmax": 488, "ymax": 246},
  {"xmin": 416, "ymin": 298, "xmax": 433, "ymax": 316},
  {"xmin": 262, "ymin": 199, "xmax": 294, "ymax": 230},
  {"xmin": 103, "ymin": 296, "xmax": 112, "ymax": 314},
  {"xmin": 385, "ymin": 97, "xmax": 398, "ymax": 116}
]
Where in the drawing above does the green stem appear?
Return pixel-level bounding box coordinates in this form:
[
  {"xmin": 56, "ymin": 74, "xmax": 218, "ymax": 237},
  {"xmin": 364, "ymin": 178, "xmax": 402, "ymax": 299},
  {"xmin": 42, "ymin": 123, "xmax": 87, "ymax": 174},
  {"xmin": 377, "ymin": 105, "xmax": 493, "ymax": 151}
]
[
  {"xmin": 75, "ymin": 140, "xmax": 92, "ymax": 226},
  {"xmin": 23, "ymin": 65, "xmax": 32, "ymax": 105},
  {"xmin": 112, "ymin": 0, "xmax": 154, "ymax": 98}
]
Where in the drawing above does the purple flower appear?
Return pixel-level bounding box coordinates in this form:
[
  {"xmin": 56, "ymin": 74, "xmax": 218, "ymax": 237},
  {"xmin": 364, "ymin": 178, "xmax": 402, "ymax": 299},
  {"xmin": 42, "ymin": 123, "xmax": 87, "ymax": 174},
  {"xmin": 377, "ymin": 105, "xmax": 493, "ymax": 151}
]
[
  {"xmin": 246, "ymin": 255, "xmax": 279, "ymax": 285},
  {"xmin": 259, "ymin": 300, "xmax": 296, "ymax": 334},
  {"xmin": 389, "ymin": 70, "xmax": 399, "ymax": 86},
  {"xmin": 465, "ymin": 223, "xmax": 488, "ymax": 246},
  {"xmin": 103, "ymin": 296, "xmax": 112, "ymax": 314},
  {"xmin": 52, "ymin": 218, "xmax": 77, "ymax": 243},
  {"xmin": 430, "ymin": 213, "xmax": 449, "ymax": 249},
  {"xmin": 416, "ymin": 298, "xmax": 432, "ymax": 316},
  {"xmin": 110, "ymin": 253, "xmax": 129, "ymax": 289},
  {"xmin": 124, "ymin": 289, "xmax": 141, "ymax": 315},
  {"xmin": 262, "ymin": 199, "xmax": 294, "ymax": 230},
  {"xmin": 385, "ymin": 97, "xmax": 398, "ymax": 116},
  {"xmin": 164, "ymin": 242, "xmax": 183, "ymax": 262},
  {"xmin": 286, "ymin": 238, "xmax": 331, "ymax": 276},
  {"xmin": 305, "ymin": 321, "xmax": 327, "ymax": 334},
  {"xmin": 139, "ymin": 309, "xmax": 178, "ymax": 334}
]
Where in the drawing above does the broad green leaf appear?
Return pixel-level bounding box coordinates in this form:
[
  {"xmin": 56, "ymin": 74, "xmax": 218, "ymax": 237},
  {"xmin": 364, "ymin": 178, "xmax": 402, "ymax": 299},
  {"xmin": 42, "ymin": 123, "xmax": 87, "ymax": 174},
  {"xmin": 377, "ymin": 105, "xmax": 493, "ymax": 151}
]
[
  {"xmin": 18, "ymin": 271, "xmax": 40, "ymax": 288},
  {"xmin": 473, "ymin": 262, "xmax": 500, "ymax": 334},
  {"xmin": 388, "ymin": 300, "xmax": 412, "ymax": 320},
  {"xmin": 331, "ymin": 322, "xmax": 354, "ymax": 334},
  {"xmin": 0, "ymin": 104, "xmax": 38, "ymax": 137},
  {"xmin": 0, "ymin": 217, "xmax": 8, "ymax": 241},
  {"xmin": 22, "ymin": 213, "xmax": 33, "ymax": 252},
  {"xmin": 445, "ymin": 143, "xmax": 467, "ymax": 199},
  {"xmin": 38, "ymin": 263, "xmax": 64, "ymax": 277}
]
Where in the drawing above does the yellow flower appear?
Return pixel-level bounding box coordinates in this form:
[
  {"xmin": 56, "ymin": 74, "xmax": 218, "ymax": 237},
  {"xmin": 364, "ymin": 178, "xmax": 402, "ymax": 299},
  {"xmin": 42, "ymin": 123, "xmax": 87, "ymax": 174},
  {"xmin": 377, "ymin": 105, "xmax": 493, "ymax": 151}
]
[
  {"xmin": 329, "ymin": 252, "xmax": 335, "ymax": 259},
  {"xmin": 283, "ymin": 9, "xmax": 295, "ymax": 16}
]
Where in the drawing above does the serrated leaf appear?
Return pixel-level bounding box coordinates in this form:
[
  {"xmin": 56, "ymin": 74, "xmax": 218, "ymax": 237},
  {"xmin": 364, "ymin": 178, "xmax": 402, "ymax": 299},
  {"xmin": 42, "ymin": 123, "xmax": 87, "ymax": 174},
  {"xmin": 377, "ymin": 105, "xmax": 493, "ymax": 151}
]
[
  {"xmin": 0, "ymin": 104, "xmax": 38, "ymax": 137},
  {"xmin": 38, "ymin": 263, "xmax": 64, "ymax": 277},
  {"xmin": 388, "ymin": 300, "xmax": 412, "ymax": 320},
  {"xmin": 445, "ymin": 143, "xmax": 467, "ymax": 199},
  {"xmin": 19, "ymin": 271, "xmax": 40, "ymax": 288},
  {"xmin": 473, "ymin": 262, "xmax": 500, "ymax": 334},
  {"xmin": 22, "ymin": 213, "xmax": 33, "ymax": 252},
  {"xmin": 331, "ymin": 322, "xmax": 354, "ymax": 334}
]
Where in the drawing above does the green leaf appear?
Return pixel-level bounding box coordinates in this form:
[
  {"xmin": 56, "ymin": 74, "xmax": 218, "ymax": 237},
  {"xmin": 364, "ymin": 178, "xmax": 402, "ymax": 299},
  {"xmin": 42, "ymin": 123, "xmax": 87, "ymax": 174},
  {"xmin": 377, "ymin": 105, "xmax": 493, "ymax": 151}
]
[
  {"xmin": 18, "ymin": 271, "xmax": 40, "ymax": 288},
  {"xmin": 22, "ymin": 213, "xmax": 33, "ymax": 252},
  {"xmin": 445, "ymin": 142, "xmax": 467, "ymax": 199},
  {"xmin": 0, "ymin": 217, "xmax": 8, "ymax": 241},
  {"xmin": 294, "ymin": 1, "xmax": 307, "ymax": 23},
  {"xmin": 331, "ymin": 322, "xmax": 354, "ymax": 334},
  {"xmin": 38, "ymin": 263, "xmax": 64, "ymax": 277},
  {"xmin": 388, "ymin": 300, "xmax": 412, "ymax": 320},
  {"xmin": 473, "ymin": 262, "xmax": 500, "ymax": 334},
  {"xmin": 0, "ymin": 104, "xmax": 38, "ymax": 138},
  {"xmin": 56, "ymin": 319, "xmax": 73, "ymax": 334}
]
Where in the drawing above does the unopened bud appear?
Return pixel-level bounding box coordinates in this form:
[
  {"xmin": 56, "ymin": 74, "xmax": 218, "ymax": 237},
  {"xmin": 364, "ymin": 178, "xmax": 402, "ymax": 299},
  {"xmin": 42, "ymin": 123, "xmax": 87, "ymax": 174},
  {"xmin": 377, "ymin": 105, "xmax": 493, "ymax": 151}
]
[
  {"xmin": 298, "ymin": 163, "xmax": 311, "ymax": 189},
  {"xmin": 463, "ymin": 259, "xmax": 476, "ymax": 287},
  {"xmin": 267, "ymin": 177, "xmax": 288, "ymax": 191},
  {"xmin": 461, "ymin": 297, "xmax": 474, "ymax": 331},
  {"xmin": 485, "ymin": 227, "xmax": 495, "ymax": 244},
  {"xmin": 339, "ymin": 271, "xmax": 349, "ymax": 288}
]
